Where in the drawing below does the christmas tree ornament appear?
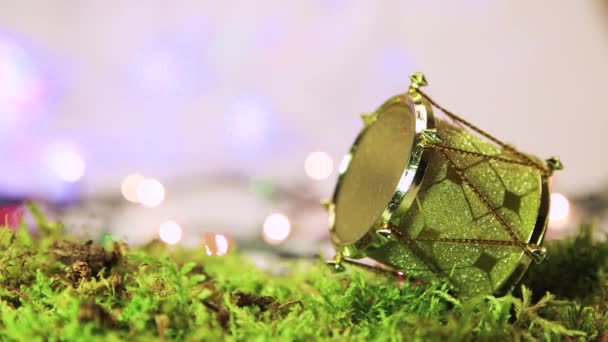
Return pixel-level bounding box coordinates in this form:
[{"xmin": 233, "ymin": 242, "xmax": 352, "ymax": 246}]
[{"xmin": 325, "ymin": 72, "xmax": 563, "ymax": 297}]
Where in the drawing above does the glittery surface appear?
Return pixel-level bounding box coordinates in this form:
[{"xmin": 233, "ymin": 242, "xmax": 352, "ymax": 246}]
[{"xmin": 366, "ymin": 119, "xmax": 543, "ymax": 297}]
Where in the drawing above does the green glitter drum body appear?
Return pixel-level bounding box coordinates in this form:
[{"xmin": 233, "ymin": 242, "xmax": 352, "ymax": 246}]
[
  {"xmin": 365, "ymin": 119, "xmax": 544, "ymax": 297},
  {"xmin": 328, "ymin": 73, "xmax": 559, "ymax": 298}
]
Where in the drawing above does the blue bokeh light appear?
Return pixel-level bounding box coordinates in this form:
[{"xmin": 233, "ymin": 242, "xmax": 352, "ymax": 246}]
[
  {"xmin": 130, "ymin": 34, "xmax": 214, "ymax": 99},
  {"xmin": 0, "ymin": 32, "xmax": 70, "ymax": 201},
  {"xmin": 0, "ymin": 32, "xmax": 55, "ymax": 136}
]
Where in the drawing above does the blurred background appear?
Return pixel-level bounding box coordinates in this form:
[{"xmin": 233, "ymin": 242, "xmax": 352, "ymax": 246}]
[{"xmin": 0, "ymin": 1, "xmax": 607, "ymax": 255}]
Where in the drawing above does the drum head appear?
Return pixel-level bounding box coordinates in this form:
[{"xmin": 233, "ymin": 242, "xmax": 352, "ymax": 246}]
[{"xmin": 333, "ymin": 101, "xmax": 416, "ymax": 245}]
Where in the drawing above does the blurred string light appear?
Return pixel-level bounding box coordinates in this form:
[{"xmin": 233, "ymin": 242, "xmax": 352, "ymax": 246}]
[
  {"xmin": 0, "ymin": 204, "xmax": 22, "ymax": 229},
  {"xmin": 215, "ymin": 234, "xmax": 229, "ymax": 255},
  {"xmin": 225, "ymin": 94, "xmax": 275, "ymax": 157},
  {"xmin": 250, "ymin": 178, "xmax": 275, "ymax": 199},
  {"xmin": 45, "ymin": 141, "xmax": 86, "ymax": 183},
  {"xmin": 101, "ymin": 233, "xmax": 117, "ymax": 244},
  {"xmin": 304, "ymin": 152, "xmax": 334, "ymax": 180},
  {"xmin": 131, "ymin": 34, "xmax": 214, "ymax": 99},
  {"xmin": 136, "ymin": 178, "xmax": 165, "ymax": 207},
  {"xmin": 132, "ymin": 42, "xmax": 193, "ymax": 96},
  {"xmin": 203, "ymin": 233, "xmax": 231, "ymax": 256},
  {"xmin": 159, "ymin": 220, "xmax": 182, "ymax": 245},
  {"xmin": 0, "ymin": 32, "xmax": 51, "ymax": 133},
  {"xmin": 263, "ymin": 213, "xmax": 291, "ymax": 244},
  {"xmin": 121, "ymin": 173, "xmax": 145, "ymax": 203},
  {"xmin": 0, "ymin": 33, "xmax": 65, "ymax": 199},
  {"xmin": 550, "ymin": 193, "xmax": 570, "ymax": 222},
  {"xmin": 133, "ymin": 49, "xmax": 183, "ymax": 95}
]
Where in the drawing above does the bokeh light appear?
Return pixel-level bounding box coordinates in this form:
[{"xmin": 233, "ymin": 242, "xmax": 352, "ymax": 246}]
[
  {"xmin": 131, "ymin": 29, "xmax": 213, "ymax": 99},
  {"xmin": 0, "ymin": 204, "xmax": 23, "ymax": 229},
  {"xmin": 250, "ymin": 178, "xmax": 275, "ymax": 199},
  {"xmin": 263, "ymin": 213, "xmax": 291, "ymax": 244},
  {"xmin": 215, "ymin": 234, "xmax": 229, "ymax": 256},
  {"xmin": 159, "ymin": 220, "xmax": 182, "ymax": 245},
  {"xmin": 136, "ymin": 178, "xmax": 165, "ymax": 207},
  {"xmin": 304, "ymin": 152, "xmax": 334, "ymax": 180},
  {"xmin": 133, "ymin": 47, "xmax": 183, "ymax": 95},
  {"xmin": 45, "ymin": 142, "xmax": 86, "ymax": 183},
  {"xmin": 225, "ymin": 94, "xmax": 275, "ymax": 157},
  {"xmin": 0, "ymin": 33, "xmax": 49, "ymax": 133},
  {"xmin": 121, "ymin": 173, "xmax": 145, "ymax": 203},
  {"xmin": 202, "ymin": 233, "xmax": 232, "ymax": 256},
  {"xmin": 550, "ymin": 193, "xmax": 570, "ymax": 222}
]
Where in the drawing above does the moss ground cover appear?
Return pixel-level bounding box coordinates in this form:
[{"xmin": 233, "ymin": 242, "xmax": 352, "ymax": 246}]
[{"xmin": 0, "ymin": 206, "xmax": 607, "ymax": 341}]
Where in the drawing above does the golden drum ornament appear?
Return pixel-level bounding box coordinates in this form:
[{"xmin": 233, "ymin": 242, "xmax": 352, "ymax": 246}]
[{"xmin": 326, "ymin": 73, "xmax": 563, "ymax": 297}]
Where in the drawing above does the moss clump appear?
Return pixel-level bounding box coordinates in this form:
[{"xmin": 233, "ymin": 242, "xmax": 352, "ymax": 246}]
[
  {"xmin": 521, "ymin": 224, "xmax": 608, "ymax": 305},
  {"xmin": 0, "ymin": 208, "xmax": 607, "ymax": 341}
]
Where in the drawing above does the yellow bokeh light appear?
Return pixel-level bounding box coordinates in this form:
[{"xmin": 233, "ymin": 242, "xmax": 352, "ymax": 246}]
[
  {"xmin": 159, "ymin": 220, "xmax": 182, "ymax": 245},
  {"xmin": 304, "ymin": 151, "xmax": 334, "ymax": 180},
  {"xmin": 549, "ymin": 193, "xmax": 570, "ymax": 222},
  {"xmin": 121, "ymin": 173, "xmax": 144, "ymax": 203},
  {"xmin": 136, "ymin": 178, "xmax": 165, "ymax": 207},
  {"xmin": 263, "ymin": 213, "xmax": 291, "ymax": 244}
]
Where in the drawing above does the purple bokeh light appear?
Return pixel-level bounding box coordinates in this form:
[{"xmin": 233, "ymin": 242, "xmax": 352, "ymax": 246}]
[
  {"xmin": 0, "ymin": 31, "xmax": 58, "ymax": 136},
  {"xmin": 224, "ymin": 94, "xmax": 276, "ymax": 159}
]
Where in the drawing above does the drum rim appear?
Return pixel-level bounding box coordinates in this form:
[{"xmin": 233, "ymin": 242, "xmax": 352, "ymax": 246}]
[{"xmin": 328, "ymin": 91, "xmax": 435, "ymax": 257}]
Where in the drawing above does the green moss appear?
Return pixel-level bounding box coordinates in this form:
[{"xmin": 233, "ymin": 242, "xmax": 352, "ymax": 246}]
[
  {"xmin": 521, "ymin": 224, "xmax": 608, "ymax": 305},
  {"xmin": 0, "ymin": 208, "xmax": 607, "ymax": 341}
]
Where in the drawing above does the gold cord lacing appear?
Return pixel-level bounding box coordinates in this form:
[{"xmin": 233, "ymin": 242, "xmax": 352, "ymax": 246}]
[{"xmin": 384, "ymin": 90, "xmax": 548, "ymax": 261}]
